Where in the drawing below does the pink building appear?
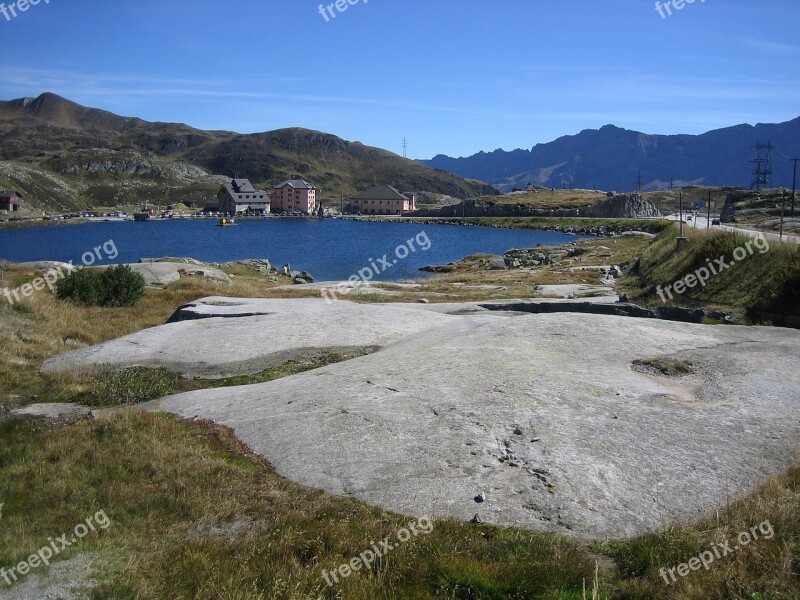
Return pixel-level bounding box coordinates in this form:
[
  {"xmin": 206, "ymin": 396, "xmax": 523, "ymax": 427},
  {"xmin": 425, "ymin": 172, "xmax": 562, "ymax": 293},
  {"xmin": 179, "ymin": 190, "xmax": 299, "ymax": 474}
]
[
  {"xmin": 272, "ymin": 180, "xmax": 317, "ymax": 215},
  {"xmin": 351, "ymin": 184, "xmax": 417, "ymax": 215}
]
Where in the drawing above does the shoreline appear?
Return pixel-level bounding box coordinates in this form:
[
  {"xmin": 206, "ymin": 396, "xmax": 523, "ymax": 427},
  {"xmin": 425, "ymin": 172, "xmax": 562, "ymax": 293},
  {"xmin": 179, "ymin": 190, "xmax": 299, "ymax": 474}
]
[{"xmin": 2, "ymin": 213, "xmax": 668, "ymax": 235}]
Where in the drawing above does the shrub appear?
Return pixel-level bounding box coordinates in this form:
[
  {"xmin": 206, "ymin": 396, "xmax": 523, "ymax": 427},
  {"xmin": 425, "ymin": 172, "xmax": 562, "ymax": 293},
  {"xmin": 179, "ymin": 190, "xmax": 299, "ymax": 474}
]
[
  {"xmin": 56, "ymin": 265, "xmax": 145, "ymax": 307},
  {"xmin": 80, "ymin": 367, "xmax": 182, "ymax": 406},
  {"xmin": 99, "ymin": 265, "xmax": 146, "ymax": 307},
  {"xmin": 55, "ymin": 267, "xmax": 104, "ymax": 306}
]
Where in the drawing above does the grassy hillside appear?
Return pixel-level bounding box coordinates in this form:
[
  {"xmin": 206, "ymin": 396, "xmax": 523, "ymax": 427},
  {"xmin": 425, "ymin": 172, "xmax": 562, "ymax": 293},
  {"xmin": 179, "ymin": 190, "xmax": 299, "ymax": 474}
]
[
  {"xmin": 0, "ymin": 94, "xmax": 496, "ymax": 212},
  {"xmin": 622, "ymin": 224, "xmax": 800, "ymax": 322}
]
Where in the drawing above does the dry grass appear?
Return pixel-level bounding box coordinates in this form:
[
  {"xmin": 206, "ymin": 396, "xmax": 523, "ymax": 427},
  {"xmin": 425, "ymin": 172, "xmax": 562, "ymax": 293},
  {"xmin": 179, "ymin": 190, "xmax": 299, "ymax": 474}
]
[
  {"xmin": 480, "ymin": 190, "xmax": 608, "ymax": 209},
  {"xmin": 0, "ymin": 412, "xmax": 602, "ymax": 599},
  {"xmin": 0, "ymin": 261, "xmax": 302, "ymax": 405}
]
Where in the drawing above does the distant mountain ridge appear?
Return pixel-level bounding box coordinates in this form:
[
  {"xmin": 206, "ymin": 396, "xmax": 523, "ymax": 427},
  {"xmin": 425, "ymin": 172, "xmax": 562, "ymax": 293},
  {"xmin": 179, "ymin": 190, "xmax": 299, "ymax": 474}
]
[
  {"xmin": 423, "ymin": 119, "xmax": 800, "ymax": 193},
  {"xmin": 0, "ymin": 93, "xmax": 494, "ymax": 211},
  {"xmin": 0, "ymin": 93, "xmax": 146, "ymax": 131}
]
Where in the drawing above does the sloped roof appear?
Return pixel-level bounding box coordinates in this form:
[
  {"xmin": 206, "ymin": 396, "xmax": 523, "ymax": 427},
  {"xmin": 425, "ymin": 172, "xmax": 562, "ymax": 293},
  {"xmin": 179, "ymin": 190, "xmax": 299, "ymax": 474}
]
[
  {"xmin": 274, "ymin": 179, "xmax": 314, "ymax": 190},
  {"xmin": 220, "ymin": 182, "xmax": 269, "ymax": 204},
  {"xmin": 352, "ymin": 184, "xmax": 409, "ymax": 201},
  {"xmin": 231, "ymin": 178, "xmax": 256, "ymax": 193}
]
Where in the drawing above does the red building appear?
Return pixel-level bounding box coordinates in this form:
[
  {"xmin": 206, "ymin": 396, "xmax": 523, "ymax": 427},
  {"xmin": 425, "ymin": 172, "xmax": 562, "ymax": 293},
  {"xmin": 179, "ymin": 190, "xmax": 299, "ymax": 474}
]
[{"xmin": 0, "ymin": 191, "xmax": 22, "ymax": 212}]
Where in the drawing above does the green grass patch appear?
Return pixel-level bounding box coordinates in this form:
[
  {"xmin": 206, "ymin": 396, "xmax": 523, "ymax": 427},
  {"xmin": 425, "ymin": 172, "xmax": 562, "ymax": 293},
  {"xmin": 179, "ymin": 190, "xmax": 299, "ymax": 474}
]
[
  {"xmin": 623, "ymin": 224, "xmax": 800, "ymax": 321},
  {"xmin": 77, "ymin": 350, "xmax": 376, "ymax": 407},
  {"xmin": 78, "ymin": 367, "xmax": 183, "ymax": 406},
  {"xmin": 605, "ymin": 463, "xmax": 800, "ymax": 598}
]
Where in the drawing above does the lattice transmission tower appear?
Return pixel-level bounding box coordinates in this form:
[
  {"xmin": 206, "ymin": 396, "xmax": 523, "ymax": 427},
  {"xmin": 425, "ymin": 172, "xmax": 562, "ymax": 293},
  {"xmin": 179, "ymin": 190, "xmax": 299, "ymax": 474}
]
[{"xmin": 750, "ymin": 141, "xmax": 773, "ymax": 192}]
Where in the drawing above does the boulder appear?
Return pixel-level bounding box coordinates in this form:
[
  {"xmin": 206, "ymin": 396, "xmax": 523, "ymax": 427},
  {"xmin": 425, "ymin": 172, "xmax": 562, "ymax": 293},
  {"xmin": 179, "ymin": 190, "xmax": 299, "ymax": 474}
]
[
  {"xmin": 42, "ymin": 297, "xmax": 473, "ymax": 379},
  {"xmin": 138, "ymin": 310, "xmax": 800, "ymax": 540},
  {"xmin": 14, "ymin": 261, "xmax": 76, "ymax": 272},
  {"xmin": 126, "ymin": 263, "xmax": 232, "ymax": 286},
  {"xmin": 489, "ymin": 256, "xmax": 508, "ymax": 270},
  {"xmin": 290, "ymin": 270, "xmax": 315, "ymax": 284}
]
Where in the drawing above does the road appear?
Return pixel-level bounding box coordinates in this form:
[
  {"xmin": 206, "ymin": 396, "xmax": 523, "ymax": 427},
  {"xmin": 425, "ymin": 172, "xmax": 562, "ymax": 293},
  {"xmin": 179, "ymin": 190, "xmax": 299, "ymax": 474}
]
[{"xmin": 666, "ymin": 213, "xmax": 800, "ymax": 244}]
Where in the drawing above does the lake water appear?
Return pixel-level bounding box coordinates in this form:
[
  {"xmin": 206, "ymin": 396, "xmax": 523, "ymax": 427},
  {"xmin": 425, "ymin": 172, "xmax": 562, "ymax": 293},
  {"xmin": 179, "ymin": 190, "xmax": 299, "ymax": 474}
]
[{"xmin": 0, "ymin": 219, "xmax": 587, "ymax": 281}]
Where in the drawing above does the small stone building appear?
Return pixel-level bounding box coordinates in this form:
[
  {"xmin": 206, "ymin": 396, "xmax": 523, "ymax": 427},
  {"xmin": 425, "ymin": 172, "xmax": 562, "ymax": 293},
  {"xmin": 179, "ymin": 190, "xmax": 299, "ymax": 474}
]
[{"xmin": 0, "ymin": 191, "xmax": 22, "ymax": 212}]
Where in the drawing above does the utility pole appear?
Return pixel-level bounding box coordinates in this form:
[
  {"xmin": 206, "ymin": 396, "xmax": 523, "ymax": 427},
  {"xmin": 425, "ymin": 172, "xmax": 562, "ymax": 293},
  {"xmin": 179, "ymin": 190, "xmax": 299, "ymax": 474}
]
[
  {"xmin": 779, "ymin": 189, "xmax": 786, "ymax": 242},
  {"xmin": 676, "ymin": 192, "xmax": 688, "ymax": 248},
  {"xmin": 791, "ymin": 158, "xmax": 798, "ymax": 217},
  {"xmin": 707, "ymin": 190, "xmax": 712, "ymax": 230}
]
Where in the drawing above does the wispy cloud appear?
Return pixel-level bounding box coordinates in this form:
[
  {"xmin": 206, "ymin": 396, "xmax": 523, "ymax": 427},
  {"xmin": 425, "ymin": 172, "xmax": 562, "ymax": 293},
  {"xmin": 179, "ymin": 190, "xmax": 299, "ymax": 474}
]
[{"xmin": 744, "ymin": 38, "xmax": 800, "ymax": 56}]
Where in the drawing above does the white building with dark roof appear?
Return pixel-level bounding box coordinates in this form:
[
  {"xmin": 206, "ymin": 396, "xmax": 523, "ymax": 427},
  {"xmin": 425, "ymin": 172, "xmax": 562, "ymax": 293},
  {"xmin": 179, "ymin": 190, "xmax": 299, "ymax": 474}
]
[
  {"xmin": 216, "ymin": 179, "xmax": 270, "ymax": 215},
  {"xmin": 351, "ymin": 184, "xmax": 417, "ymax": 215}
]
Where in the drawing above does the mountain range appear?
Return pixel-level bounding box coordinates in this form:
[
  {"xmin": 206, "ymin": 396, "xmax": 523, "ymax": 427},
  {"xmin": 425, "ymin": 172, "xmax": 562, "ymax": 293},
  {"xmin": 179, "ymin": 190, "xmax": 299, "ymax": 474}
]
[
  {"xmin": 423, "ymin": 118, "xmax": 800, "ymax": 193},
  {"xmin": 0, "ymin": 93, "xmax": 494, "ymax": 211}
]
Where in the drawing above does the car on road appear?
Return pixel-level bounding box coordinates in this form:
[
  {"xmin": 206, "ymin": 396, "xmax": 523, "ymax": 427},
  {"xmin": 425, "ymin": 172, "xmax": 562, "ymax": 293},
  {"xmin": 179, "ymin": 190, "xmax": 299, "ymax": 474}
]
[{"xmin": 712, "ymin": 219, "xmax": 721, "ymax": 225}]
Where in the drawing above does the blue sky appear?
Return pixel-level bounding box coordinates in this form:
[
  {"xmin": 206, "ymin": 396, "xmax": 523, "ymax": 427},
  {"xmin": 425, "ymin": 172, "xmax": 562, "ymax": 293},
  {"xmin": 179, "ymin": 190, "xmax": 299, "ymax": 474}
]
[{"xmin": 0, "ymin": 0, "xmax": 798, "ymax": 159}]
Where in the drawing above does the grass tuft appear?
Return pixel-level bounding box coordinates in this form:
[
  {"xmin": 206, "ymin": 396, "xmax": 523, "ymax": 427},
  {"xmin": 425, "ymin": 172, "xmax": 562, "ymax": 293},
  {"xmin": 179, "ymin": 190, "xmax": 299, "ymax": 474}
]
[{"xmin": 632, "ymin": 357, "xmax": 694, "ymax": 377}]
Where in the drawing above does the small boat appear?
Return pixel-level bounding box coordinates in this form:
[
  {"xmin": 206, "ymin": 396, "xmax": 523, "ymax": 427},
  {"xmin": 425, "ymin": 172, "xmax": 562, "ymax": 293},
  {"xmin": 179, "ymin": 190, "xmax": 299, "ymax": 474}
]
[{"xmin": 218, "ymin": 217, "xmax": 236, "ymax": 226}]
